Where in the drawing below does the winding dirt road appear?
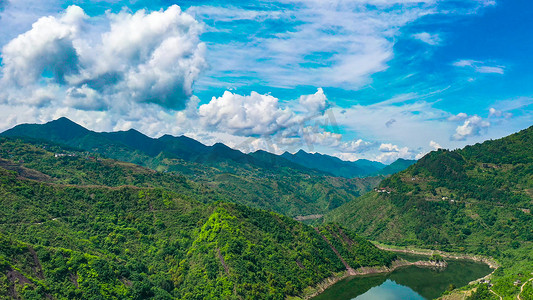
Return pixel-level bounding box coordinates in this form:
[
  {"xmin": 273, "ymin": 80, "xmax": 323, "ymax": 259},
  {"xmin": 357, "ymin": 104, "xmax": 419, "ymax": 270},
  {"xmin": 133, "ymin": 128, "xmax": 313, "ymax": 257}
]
[{"xmin": 517, "ymin": 277, "xmax": 533, "ymax": 300}]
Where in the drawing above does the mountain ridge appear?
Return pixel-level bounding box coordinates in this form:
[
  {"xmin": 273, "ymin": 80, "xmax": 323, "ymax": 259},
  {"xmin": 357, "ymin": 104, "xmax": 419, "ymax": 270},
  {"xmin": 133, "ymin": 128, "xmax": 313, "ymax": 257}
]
[
  {"xmin": 325, "ymin": 125, "xmax": 533, "ymax": 299},
  {"xmin": 0, "ymin": 128, "xmax": 380, "ymax": 217},
  {"xmin": 2, "ymin": 117, "xmax": 410, "ymax": 179},
  {"xmin": 281, "ymin": 149, "xmax": 386, "ymax": 178}
]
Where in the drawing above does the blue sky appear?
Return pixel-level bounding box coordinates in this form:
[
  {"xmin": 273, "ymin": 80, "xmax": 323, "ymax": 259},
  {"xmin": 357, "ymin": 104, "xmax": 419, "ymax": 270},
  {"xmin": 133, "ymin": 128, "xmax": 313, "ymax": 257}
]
[{"xmin": 0, "ymin": 0, "xmax": 531, "ymax": 163}]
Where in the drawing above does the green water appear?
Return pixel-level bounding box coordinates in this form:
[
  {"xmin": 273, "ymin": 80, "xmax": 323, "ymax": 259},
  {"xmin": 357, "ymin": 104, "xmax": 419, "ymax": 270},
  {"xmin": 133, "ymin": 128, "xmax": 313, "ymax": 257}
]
[{"xmin": 313, "ymin": 257, "xmax": 492, "ymax": 300}]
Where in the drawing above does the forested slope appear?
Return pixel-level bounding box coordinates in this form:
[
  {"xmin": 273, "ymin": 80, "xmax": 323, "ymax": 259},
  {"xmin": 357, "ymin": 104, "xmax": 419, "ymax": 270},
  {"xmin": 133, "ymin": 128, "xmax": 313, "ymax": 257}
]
[
  {"xmin": 0, "ymin": 138, "xmax": 395, "ymax": 299},
  {"xmin": 326, "ymin": 126, "xmax": 533, "ymax": 298},
  {"xmin": 2, "ymin": 120, "xmax": 382, "ymax": 217}
]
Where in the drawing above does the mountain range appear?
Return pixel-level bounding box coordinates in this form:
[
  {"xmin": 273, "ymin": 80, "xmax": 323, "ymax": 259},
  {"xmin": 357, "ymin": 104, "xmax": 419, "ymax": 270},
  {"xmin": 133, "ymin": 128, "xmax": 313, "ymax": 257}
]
[
  {"xmin": 1, "ymin": 118, "xmax": 531, "ymax": 299},
  {"xmin": 0, "ymin": 129, "xmax": 396, "ymax": 299},
  {"xmin": 0, "ymin": 118, "xmax": 413, "ymax": 217},
  {"xmin": 2, "ymin": 117, "xmax": 413, "ymax": 178}
]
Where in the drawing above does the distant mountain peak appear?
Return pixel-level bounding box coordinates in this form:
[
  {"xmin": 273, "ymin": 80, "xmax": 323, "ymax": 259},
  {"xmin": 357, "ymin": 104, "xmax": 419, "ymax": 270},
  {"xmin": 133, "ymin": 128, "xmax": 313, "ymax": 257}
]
[
  {"xmin": 2, "ymin": 117, "xmax": 91, "ymax": 142},
  {"xmin": 48, "ymin": 117, "xmax": 86, "ymax": 128},
  {"xmin": 282, "ymin": 149, "xmax": 386, "ymax": 178},
  {"xmin": 53, "ymin": 116, "xmax": 74, "ymax": 123}
]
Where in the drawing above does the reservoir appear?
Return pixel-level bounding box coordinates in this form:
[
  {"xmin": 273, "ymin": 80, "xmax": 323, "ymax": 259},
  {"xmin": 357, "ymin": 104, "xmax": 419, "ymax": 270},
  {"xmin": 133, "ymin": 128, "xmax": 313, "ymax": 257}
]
[{"xmin": 313, "ymin": 255, "xmax": 493, "ymax": 300}]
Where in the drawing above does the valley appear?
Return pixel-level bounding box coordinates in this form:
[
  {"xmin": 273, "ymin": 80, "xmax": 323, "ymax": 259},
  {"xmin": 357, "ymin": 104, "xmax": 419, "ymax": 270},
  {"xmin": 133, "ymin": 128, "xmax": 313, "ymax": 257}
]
[{"xmin": 0, "ymin": 119, "xmax": 531, "ymax": 299}]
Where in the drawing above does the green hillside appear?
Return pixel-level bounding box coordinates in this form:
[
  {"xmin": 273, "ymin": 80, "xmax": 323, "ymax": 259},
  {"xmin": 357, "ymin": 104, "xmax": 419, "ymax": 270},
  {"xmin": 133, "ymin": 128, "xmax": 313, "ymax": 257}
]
[
  {"xmin": 326, "ymin": 126, "xmax": 533, "ymax": 298},
  {"xmin": 1, "ymin": 119, "xmax": 382, "ymax": 217},
  {"xmin": 0, "ymin": 136, "xmax": 379, "ymax": 217},
  {"xmin": 0, "ymin": 142, "xmax": 396, "ymax": 299}
]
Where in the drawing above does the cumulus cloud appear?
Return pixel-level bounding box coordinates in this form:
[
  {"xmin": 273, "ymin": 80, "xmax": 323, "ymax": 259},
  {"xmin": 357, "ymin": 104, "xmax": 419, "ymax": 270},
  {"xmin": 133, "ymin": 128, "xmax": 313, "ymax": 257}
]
[
  {"xmin": 198, "ymin": 91, "xmax": 295, "ymax": 136},
  {"xmin": 339, "ymin": 139, "xmax": 375, "ymax": 153},
  {"xmin": 412, "ymin": 32, "xmax": 441, "ymax": 45},
  {"xmin": 488, "ymin": 107, "xmax": 512, "ymax": 118},
  {"xmin": 64, "ymin": 84, "xmax": 105, "ymax": 111},
  {"xmin": 429, "ymin": 140, "xmax": 442, "ymax": 150},
  {"xmin": 0, "ymin": 5, "xmax": 206, "ymax": 110},
  {"xmin": 197, "ymin": 88, "xmax": 334, "ymax": 137},
  {"xmin": 377, "ymin": 143, "xmax": 419, "ymax": 164},
  {"xmin": 452, "ymin": 115, "xmax": 490, "ymax": 140},
  {"xmin": 1, "ymin": 5, "xmax": 85, "ymax": 87},
  {"xmin": 448, "ymin": 112, "xmax": 468, "ymax": 121},
  {"xmin": 302, "ymin": 126, "xmax": 341, "ymax": 148},
  {"xmin": 299, "ymin": 88, "xmax": 327, "ymax": 115},
  {"xmin": 453, "ymin": 59, "xmax": 504, "ymax": 74},
  {"xmin": 379, "ymin": 143, "xmax": 400, "ymax": 152},
  {"xmin": 488, "ymin": 107, "xmax": 501, "ymax": 117}
]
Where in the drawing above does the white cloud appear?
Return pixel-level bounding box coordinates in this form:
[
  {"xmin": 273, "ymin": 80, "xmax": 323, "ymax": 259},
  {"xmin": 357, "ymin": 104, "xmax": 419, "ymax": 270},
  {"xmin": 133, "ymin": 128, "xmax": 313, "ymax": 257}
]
[
  {"xmin": 452, "ymin": 115, "xmax": 490, "ymax": 140},
  {"xmin": 187, "ymin": 6, "xmax": 282, "ymax": 22},
  {"xmin": 64, "ymin": 84, "xmax": 105, "ymax": 111},
  {"xmin": 475, "ymin": 66, "xmax": 504, "ymax": 74},
  {"xmin": 299, "ymin": 88, "xmax": 327, "ymax": 115},
  {"xmin": 453, "ymin": 59, "xmax": 475, "ymax": 67},
  {"xmin": 376, "ymin": 143, "xmax": 418, "ymax": 164},
  {"xmin": 448, "ymin": 112, "xmax": 468, "ymax": 121},
  {"xmin": 0, "ymin": 5, "xmax": 206, "ymax": 110},
  {"xmin": 302, "ymin": 126, "xmax": 342, "ymax": 147},
  {"xmin": 453, "ymin": 59, "xmax": 504, "ymax": 74},
  {"xmin": 331, "ymin": 96, "xmax": 451, "ymax": 150},
  {"xmin": 191, "ymin": 0, "xmax": 437, "ymax": 89},
  {"xmin": 479, "ymin": 0, "xmax": 496, "ymax": 7},
  {"xmin": 339, "ymin": 139, "xmax": 374, "ymax": 153},
  {"xmin": 412, "ymin": 32, "xmax": 441, "ymax": 45},
  {"xmin": 190, "ymin": 0, "xmax": 496, "ymax": 90},
  {"xmin": 491, "ymin": 97, "xmax": 533, "ymax": 112},
  {"xmin": 1, "ymin": 5, "xmax": 85, "ymax": 87},
  {"xmin": 333, "ymin": 152, "xmax": 361, "ymax": 162},
  {"xmin": 379, "ymin": 143, "xmax": 401, "ymax": 152},
  {"xmin": 197, "ymin": 88, "xmax": 334, "ymax": 137},
  {"xmin": 198, "ymin": 91, "xmax": 295, "ymax": 136},
  {"xmin": 488, "ymin": 107, "xmax": 512, "ymax": 118},
  {"xmin": 488, "ymin": 107, "xmax": 500, "ymax": 117},
  {"xmin": 0, "ymin": 1, "xmax": 522, "ymax": 164},
  {"xmin": 429, "ymin": 140, "xmax": 442, "ymax": 150},
  {"xmin": 325, "ymin": 93, "xmax": 518, "ymax": 161}
]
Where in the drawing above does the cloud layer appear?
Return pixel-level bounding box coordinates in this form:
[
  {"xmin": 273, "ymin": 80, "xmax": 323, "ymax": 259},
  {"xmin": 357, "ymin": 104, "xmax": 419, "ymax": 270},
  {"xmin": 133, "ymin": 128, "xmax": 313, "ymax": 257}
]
[{"xmin": 0, "ymin": 1, "xmax": 529, "ymax": 166}]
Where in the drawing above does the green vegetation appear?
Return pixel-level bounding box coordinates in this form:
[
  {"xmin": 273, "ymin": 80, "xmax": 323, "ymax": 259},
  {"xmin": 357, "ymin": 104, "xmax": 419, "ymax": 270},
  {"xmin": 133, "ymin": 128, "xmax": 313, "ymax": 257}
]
[
  {"xmin": 3, "ymin": 118, "xmax": 532, "ymax": 299},
  {"xmin": 466, "ymin": 284, "xmax": 498, "ymax": 300},
  {"xmin": 1, "ymin": 119, "xmax": 382, "ymax": 217},
  {"xmin": 326, "ymin": 126, "xmax": 533, "ymax": 299},
  {"xmin": 0, "ymin": 138, "xmax": 396, "ymax": 299}
]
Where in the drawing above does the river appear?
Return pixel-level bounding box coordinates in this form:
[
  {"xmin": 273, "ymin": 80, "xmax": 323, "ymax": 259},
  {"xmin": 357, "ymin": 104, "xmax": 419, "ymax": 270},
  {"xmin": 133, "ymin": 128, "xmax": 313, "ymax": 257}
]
[{"xmin": 312, "ymin": 254, "xmax": 492, "ymax": 300}]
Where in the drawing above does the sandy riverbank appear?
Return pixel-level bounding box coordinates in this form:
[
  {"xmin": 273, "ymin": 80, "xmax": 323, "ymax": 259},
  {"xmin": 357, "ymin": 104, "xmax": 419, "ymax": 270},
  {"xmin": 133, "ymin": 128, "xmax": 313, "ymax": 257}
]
[{"xmin": 372, "ymin": 242, "xmax": 499, "ymax": 270}]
